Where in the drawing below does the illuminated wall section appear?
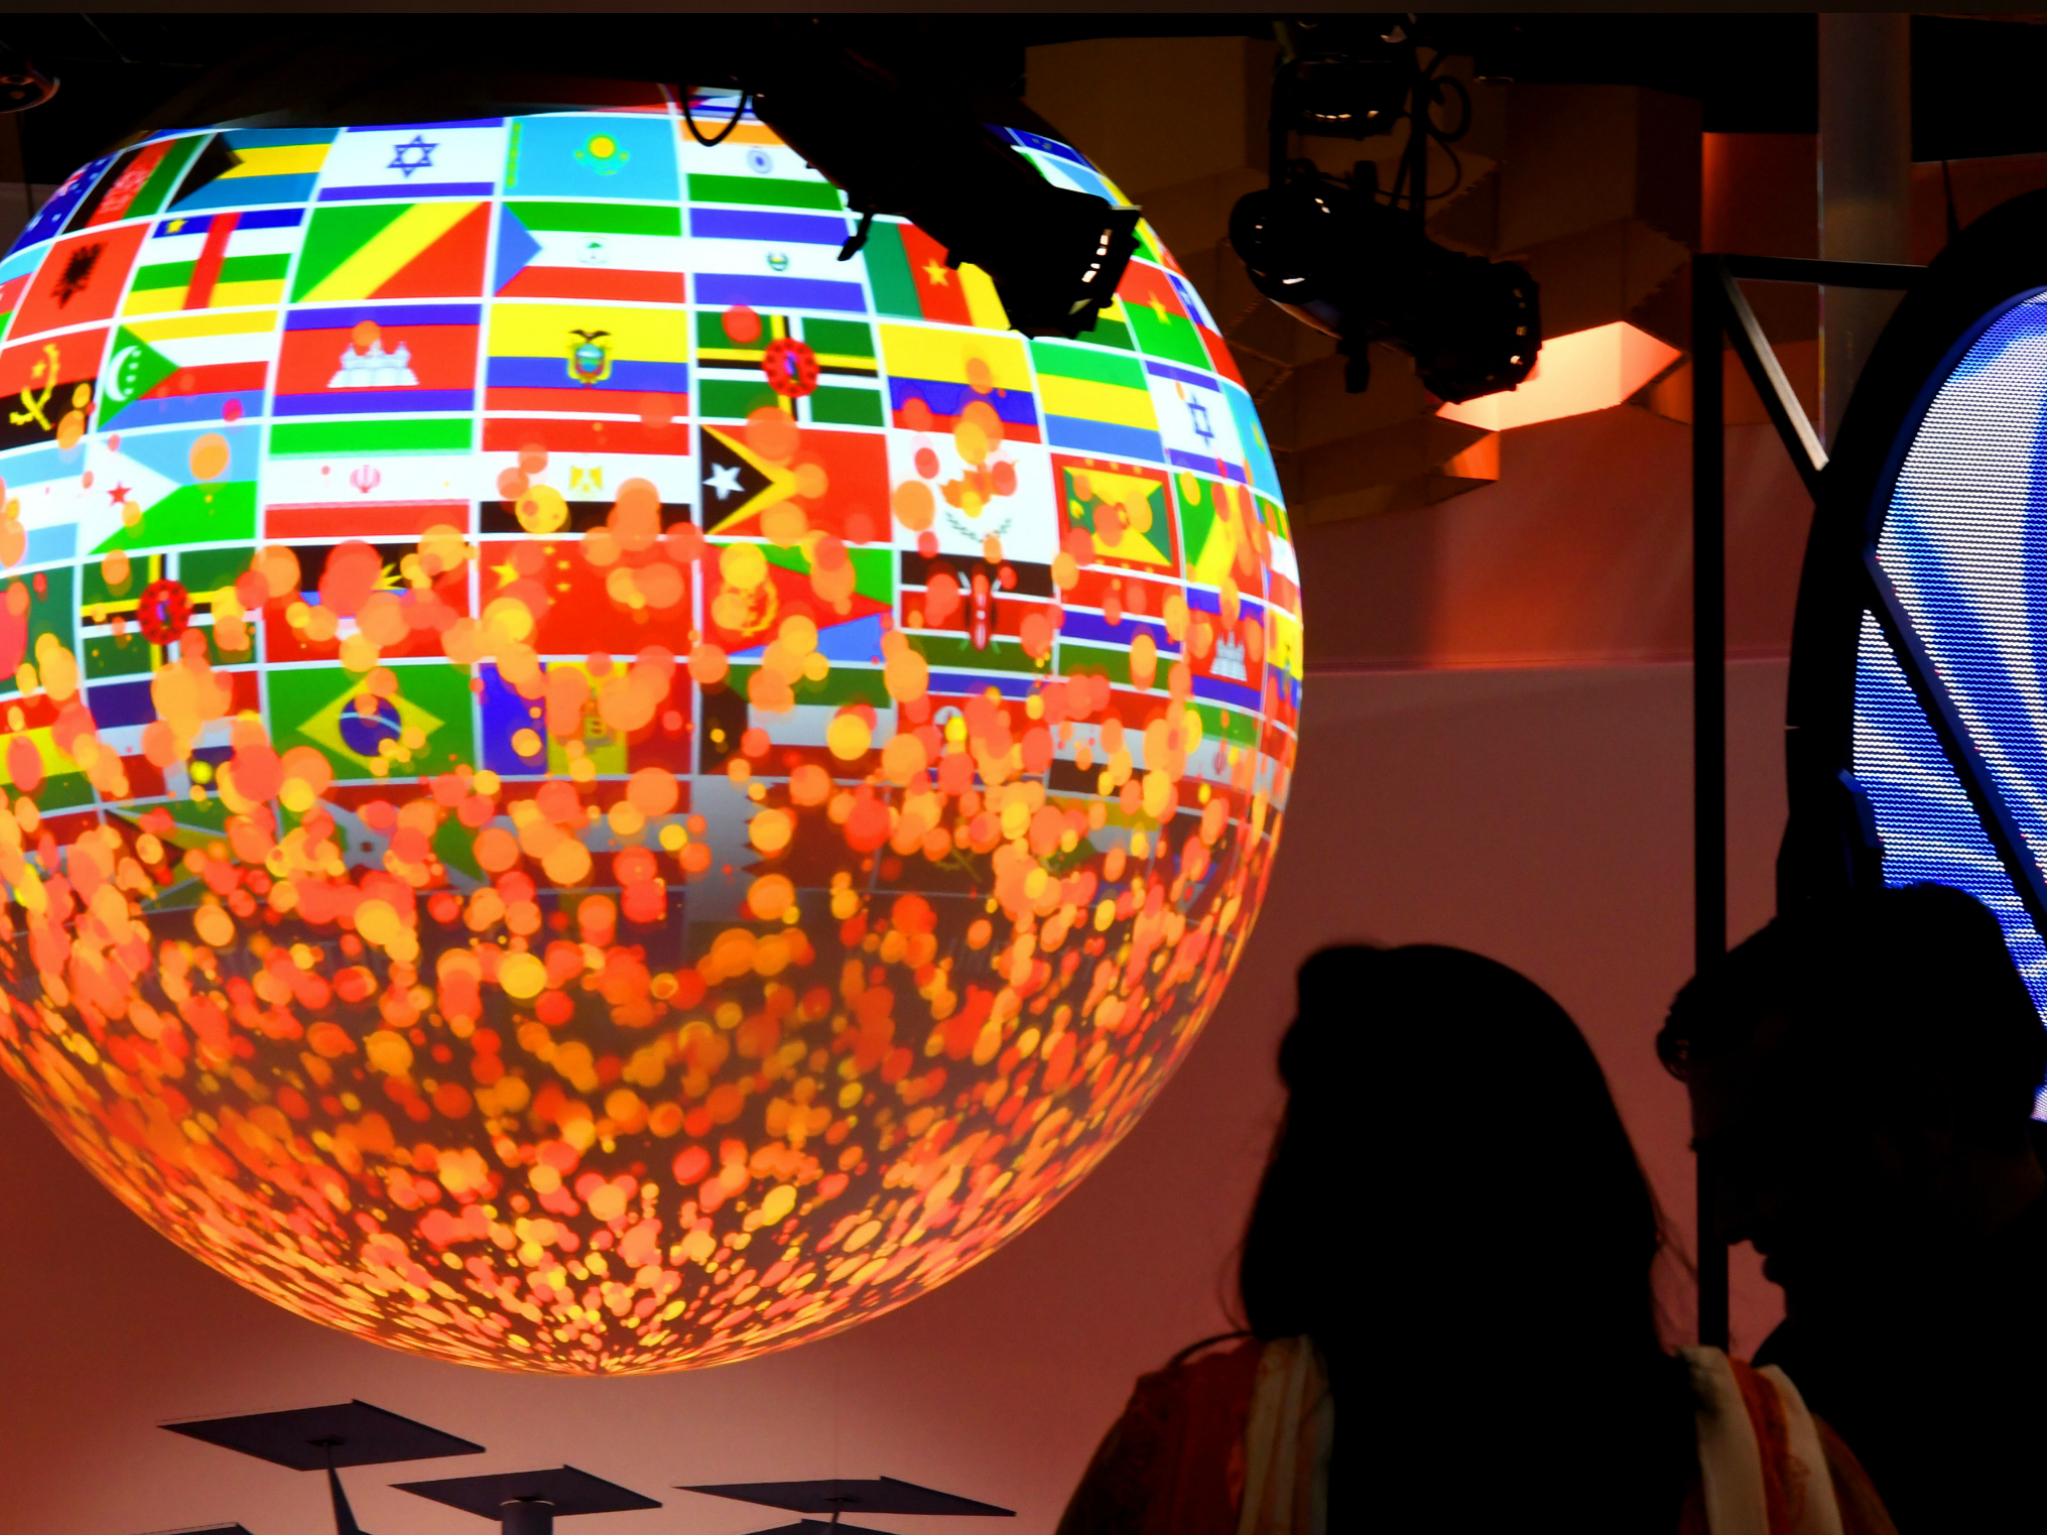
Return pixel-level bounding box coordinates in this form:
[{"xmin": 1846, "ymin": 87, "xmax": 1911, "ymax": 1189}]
[
  {"xmin": 1852, "ymin": 291, "xmax": 2047, "ymax": 1023},
  {"xmin": 0, "ymin": 90, "xmax": 1303, "ymax": 1373}
]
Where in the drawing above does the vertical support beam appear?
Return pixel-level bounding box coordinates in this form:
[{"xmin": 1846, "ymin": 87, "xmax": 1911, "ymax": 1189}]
[
  {"xmin": 1690, "ymin": 255, "xmax": 1730, "ymax": 1351},
  {"xmin": 1818, "ymin": 12, "xmax": 1912, "ymax": 442}
]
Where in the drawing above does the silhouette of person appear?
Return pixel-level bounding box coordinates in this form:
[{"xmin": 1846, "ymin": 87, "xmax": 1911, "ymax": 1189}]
[
  {"xmin": 1662, "ymin": 883, "xmax": 2046, "ymax": 1534},
  {"xmin": 1061, "ymin": 944, "xmax": 1890, "ymax": 1533}
]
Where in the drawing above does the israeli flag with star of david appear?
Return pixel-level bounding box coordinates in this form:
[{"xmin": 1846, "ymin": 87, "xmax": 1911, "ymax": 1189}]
[{"xmin": 317, "ymin": 121, "xmax": 510, "ymax": 203}]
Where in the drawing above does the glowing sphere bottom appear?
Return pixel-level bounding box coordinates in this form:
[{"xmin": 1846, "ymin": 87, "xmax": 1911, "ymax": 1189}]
[{"xmin": 0, "ymin": 94, "xmax": 1301, "ymax": 1371}]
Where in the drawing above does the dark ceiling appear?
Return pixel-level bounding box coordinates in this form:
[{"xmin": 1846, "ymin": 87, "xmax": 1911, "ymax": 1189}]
[{"xmin": 1, "ymin": 12, "xmax": 2042, "ymax": 184}]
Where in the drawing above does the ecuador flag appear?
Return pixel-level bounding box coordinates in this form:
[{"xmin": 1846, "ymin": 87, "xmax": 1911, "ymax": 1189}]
[{"xmin": 484, "ymin": 300, "xmax": 689, "ymax": 415}]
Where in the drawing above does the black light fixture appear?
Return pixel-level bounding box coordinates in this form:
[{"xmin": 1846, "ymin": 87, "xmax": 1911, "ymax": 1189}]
[
  {"xmin": 746, "ymin": 24, "xmax": 1140, "ymax": 339},
  {"xmin": 1230, "ymin": 27, "xmax": 1541, "ymax": 402},
  {"xmin": 0, "ymin": 40, "xmax": 57, "ymax": 112}
]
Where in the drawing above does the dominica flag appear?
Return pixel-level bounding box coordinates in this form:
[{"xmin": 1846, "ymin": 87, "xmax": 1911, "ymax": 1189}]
[
  {"xmin": 505, "ymin": 114, "xmax": 681, "ymax": 201},
  {"xmin": 479, "ymin": 415, "xmax": 692, "ymax": 533},
  {"xmin": 703, "ymin": 538, "xmax": 893, "ymax": 663},
  {"xmin": 483, "ymin": 299, "xmax": 689, "ymax": 415},
  {"xmin": 262, "ymin": 540, "xmax": 472, "ymax": 665},
  {"xmin": 1054, "ymin": 456, "xmax": 1182, "ymax": 576},
  {"xmin": 687, "ymin": 204, "xmax": 866, "ymax": 316},
  {"xmin": 64, "ymin": 134, "xmax": 210, "ymax": 232},
  {"xmin": 266, "ymin": 662, "xmax": 476, "ymax": 782},
  {"xmin": 123, "ymin": 209, "xmax": 303, "ymax": 315},
  {"xmin": 494, "ymin": 201, "xmax": 687, "ymax": 303},
  {"xmin": 290, "ymin": 201, "xmax": 491, "ymax": 303},
  {"xmin": 1031, "ymin": 341, "xmax": 1164, "ymax": 464},
  {"xmin": 694, "ymin": 309, "xmax": 882, "ymax": 428},
  {"xmin": 264, "ymin": 416, "xmax": 475, "ymax": 541},
  {"xmin": 861, "ymin": 218, "xmax": 1008, "ymax": 330},
  {"xmin": 316, "ymin": 121, "xmax": 507, "ymax": 202},
  {"xmin": 273, "ymin": 302, "xmax": 480, "ymax": 417},
  {"xmin": 877, "ymin": 323, "xmax": 1039, "ymax": 441},
  {"xmin": 90, "ymin": 423, "xmax": 260, "ymax": 553},
  {"xmin": 476, "ymin": 543, "xmax": 681, "ymax": 656},
  {"xmin": 0, "ymin": 327, "xmax": 101, "ymax": 455},
  {"xmin": 697, "ymin": 423, "xmax": 891, "ymax": 543},
  {"xmin": 170, "ymin": 128, "xmax": 338, "ymax": 212},
  {"xmin": 99, "ymin": 310, "xmax": 273, "ymax": 430},
  {"xmin": 78, "ymin": 545, "xmax": 254, "ymax": 680}
]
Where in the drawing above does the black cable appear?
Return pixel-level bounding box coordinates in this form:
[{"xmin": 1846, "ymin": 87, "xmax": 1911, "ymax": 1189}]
[
  {"xmin": 683, "ymin": 87, "xmax": 749, "ymax": 148},
  {"xmin": 1423, "ymin": 139, "xmax": 1465, "ymax": 203}
]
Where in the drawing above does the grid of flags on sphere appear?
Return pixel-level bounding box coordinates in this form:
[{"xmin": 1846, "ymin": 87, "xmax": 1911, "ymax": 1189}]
[{"xmin": 0, "ymin": 88, "xmax": 1300, "ymax": 846}]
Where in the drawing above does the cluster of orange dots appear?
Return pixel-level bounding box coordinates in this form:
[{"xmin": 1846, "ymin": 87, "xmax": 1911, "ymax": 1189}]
[{"xmin": 0, "ymin": 302, "xmax": 1293, "ymax": 1373}]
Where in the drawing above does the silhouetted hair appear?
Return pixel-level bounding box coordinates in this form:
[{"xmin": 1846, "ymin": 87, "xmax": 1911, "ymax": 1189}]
[
  {"xmin": 1660, "ymin": 883, "xmax": 2046, "ymax": 1138},
  {"xmin": 1239, "ymin": 944, "xmax": 1694, "ymax": 1529}
]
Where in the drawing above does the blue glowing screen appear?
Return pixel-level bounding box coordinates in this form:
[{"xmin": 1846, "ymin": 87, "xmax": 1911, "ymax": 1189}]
[{"xmin": 1853, "ymin": 291, "xmax": 2047, "ymax": 1030}]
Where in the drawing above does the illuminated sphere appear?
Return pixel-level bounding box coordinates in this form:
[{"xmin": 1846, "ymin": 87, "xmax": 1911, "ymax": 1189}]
[{"xmin": 0, "ymin": 93, "xmax": 1302, "ymax": 1372}]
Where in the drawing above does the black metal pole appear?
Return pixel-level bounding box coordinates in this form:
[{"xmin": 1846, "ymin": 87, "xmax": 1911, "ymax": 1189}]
[
  {"xmin": 499, "ymin": 1498, "xmax": 556, "ymax": 1536},
  {"xmin": 1690, "ymin": 256, "xmax": 1730, "ymax": 1352},
  {"xmin": 319, "ymin": 1443, "xmax": 365, "ymax": 1536}
]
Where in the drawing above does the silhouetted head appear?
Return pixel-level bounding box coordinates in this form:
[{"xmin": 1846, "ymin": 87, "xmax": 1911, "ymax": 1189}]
[
  {"xmin": 1661, "ymin": 883, "xmax": 2046, "ymax": 1298},
  {"xmin": 1241, "ymin": 943, "xmax": 1668, "ymax": 1365}
]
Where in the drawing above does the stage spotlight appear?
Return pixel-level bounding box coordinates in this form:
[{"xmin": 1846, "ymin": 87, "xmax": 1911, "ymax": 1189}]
[
  {"xmin": 1230, "ymin": 167, "xmax": 1539, "ymax": 401},
  {"xmin": 751, "ymin": 35, "xmax": 1139, "ymax": 337},
  {"xmin": 1281, "ymin": 55, "xmax": 1407, "ymax": 139},
  {"xmin": 0, "ymin": 42, "xmax": 57, "ymax": 112}
]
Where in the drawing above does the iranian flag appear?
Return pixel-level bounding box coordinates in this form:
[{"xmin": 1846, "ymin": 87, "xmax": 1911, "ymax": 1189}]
[{"xmin": 263, "ymin": 417, "xmax": 477, "ymax": 540}]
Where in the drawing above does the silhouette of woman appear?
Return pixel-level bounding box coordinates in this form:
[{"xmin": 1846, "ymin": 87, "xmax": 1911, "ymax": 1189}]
[{"xmin": 1058, "ymin": 944, "xmax": 1891, "ymax": 1533}]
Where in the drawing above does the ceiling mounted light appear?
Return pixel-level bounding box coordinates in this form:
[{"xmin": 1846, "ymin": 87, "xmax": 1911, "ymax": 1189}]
[
  {"xmin": 1231, "ymin": 26, "xmax": 1542, "ymax": 401},
  {"xmin": 750, "ymin": 32, "xmax": 1139, "ymax": 338}
]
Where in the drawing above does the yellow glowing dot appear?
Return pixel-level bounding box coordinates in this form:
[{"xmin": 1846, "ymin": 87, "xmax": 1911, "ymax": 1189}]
[{"xmin": 500, "ymin": 952, "xmax": 547, "ymax": 1000}]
